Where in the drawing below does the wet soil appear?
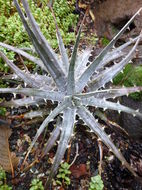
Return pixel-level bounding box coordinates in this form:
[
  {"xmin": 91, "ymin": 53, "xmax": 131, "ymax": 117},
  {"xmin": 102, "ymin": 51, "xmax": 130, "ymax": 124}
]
[{"xmin": 7, "ymin": 120, "xmax": 142, "ymax": 189}]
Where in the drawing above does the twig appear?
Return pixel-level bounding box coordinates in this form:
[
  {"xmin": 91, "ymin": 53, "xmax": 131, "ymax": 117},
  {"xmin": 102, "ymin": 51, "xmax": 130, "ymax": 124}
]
[
  {"xmin": 69, "ymin": 143, "xmax": 79, "ymax": 167},
  {"xmin": 66, "ymin": 142, "xmax": 72, "ymax": 163},
  {"xmin": 6, "ymin": 129, "xmax": 14, "ymax": 178},
  {"xmin": 98, "ymin": 140, "xmax": 103, "ymax": 176},
  {"xmin": 18, "ymin": 54, "xmax": 29, "ymax": 73}
]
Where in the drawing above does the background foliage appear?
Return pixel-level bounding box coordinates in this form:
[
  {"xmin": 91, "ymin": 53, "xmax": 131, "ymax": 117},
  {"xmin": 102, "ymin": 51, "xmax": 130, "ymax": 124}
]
[
  {"xmin": 0, "ymin": 0, "xmax": 78, "ymax": 72},
  {"xmin": 113, "ymin": 64, "xmax": 142, "ymax": 100}
]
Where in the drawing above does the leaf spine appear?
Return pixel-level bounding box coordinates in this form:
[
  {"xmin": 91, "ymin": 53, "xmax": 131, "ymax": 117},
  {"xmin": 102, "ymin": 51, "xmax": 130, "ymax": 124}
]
[
  {"xmin": 60, "ymin": 160, "xmax": 64, "ymax": 164},
  {"xmin": 16, "ymin": 85, "xmax": 21, "ymax": 89},
  {"xmin": 129, "ymin": 60, "xmax": 133, "ymax": 64},
  {"xmin": 97, "ymin": 138, "xmax": 102, "ymax": 141},
  {"xmin": 71, "ymin": 133, "xmax": 75, "ymax": 137},
  {"xmin": 117, "ymin": 100, "xmax": 120, "ymax": 105},
  {"xmin": 24, "ymin": 82, "xmax": 27, "ymax": 87},
  {"xmin": 67, "ymin": 144, "xmax": 71, "ymax": 149},
  {"xmin": 127, "ymin": 26, "xmax": 130, "ymax": 31},
  {"xmin": 103, "ymin": 108, "xmax": 107, "ymax": 111},
  {"xmin": 102, "ymin": 126, "xmax": 105, "ymax": 130},
  {"xmin": 44, "ymin": 98, "xmax": 47, "ymax": 103},
  {"xmin": 56, "ymin": 140, "xmax": 60, "ymax": 144},
  {"xmin": 109, "ymin": 148, "xmax": 112, "ymax": 152},
  {"xmin": 118, "ymin": 110, "xmax": 121, "ymax": 114},
  {"xmin": 36, "ymin": 104, "xmax": 39, "ymax": 108},
  {"xmin": 108, "ymin": 134, "xmax": 111, "ymax": 138},
  {"xmin": 25, "ymin": 104, "xmax": 28, "ymax": 109},
  {"xmin": 103, "ymin": 97, "xmax": 106, "ymax": 101},
  {"xmin": 13, "ymin": 93, "xmax": 16, "ymax": 98}
]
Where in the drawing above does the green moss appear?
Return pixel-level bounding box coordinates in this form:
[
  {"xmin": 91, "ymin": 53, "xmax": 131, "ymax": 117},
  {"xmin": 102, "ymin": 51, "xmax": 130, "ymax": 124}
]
[
  {"xmin": 101, "ymin": 37, "xmax": 110, "ymax": 46},
  {"xmin": 56, "ymin": 162, "xmax": 71, "ymax": 186},
  {"xmin": 0, "ymin": 97, "xmax": 6, "ymax": 116},
  {"xmin": 0, "ymin": 0, "xmax": 78, "ymax": 71},
  {"xmin": 0, "ymin": 47, "xmax": 15, "ymax": 73},
  {"xmin": 113, "ymin": 64, "xmax": 142, "ymax": 100},
  {"xmin": 0, "ymin": 0, "xmax": 78, "ymax": 48},
  {"xmin": 0, "ymin": 167, "xmax": 12, "ymax": 190},
  {"xmin": 0, "ymin": 0, "xmax": 14, "ymax": 17}
]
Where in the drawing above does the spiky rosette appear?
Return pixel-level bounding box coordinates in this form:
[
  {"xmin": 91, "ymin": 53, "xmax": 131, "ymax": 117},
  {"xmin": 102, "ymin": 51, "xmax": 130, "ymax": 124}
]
[{"xmin": 0, "ymin": 0, "xmax": 142, "ymax": 187}]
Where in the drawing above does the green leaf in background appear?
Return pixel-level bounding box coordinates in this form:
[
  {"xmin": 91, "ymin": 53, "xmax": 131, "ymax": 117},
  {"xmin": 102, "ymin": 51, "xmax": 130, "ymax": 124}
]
[
  {"xmin": 89, "ymin": 175, "xmax": 104, "ymax": 190},
  {"xmin": 113, "ymin": 64, "xmax": 142, "ymax": 100}
]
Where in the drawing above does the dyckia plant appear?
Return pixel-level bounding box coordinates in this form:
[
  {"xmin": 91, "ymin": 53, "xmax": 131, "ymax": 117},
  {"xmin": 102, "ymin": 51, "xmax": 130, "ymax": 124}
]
[{"xmin": 0, "ymin": 0, "xmax": 142, "ymax": 187}]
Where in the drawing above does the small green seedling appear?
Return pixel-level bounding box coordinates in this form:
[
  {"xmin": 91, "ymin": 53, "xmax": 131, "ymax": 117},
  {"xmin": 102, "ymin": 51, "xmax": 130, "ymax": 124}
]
[
  {"xmin": 30, "ymin": 178, "xmax": 44, "ymax": 190},
  {"xmin": 89, "ymin": 175, "xmax": 104, "ymax": 190},
  {"xmin": 56, "ymin": 162, "xmax": 71, "ymax": 186},
  {"xmin": 0, "ymin": 167, "xmax": 12, "ymax": 190},
  {"xmin": 101, "ymin": 37, "xmax": 110, "ymax": 46},
  {"xmin": 0, "ymin": 167, "xmax": 6, "ymax": 185},
  {"xmin": 0, "ymin": 107, "xmax": 6, "ymax": 116}
]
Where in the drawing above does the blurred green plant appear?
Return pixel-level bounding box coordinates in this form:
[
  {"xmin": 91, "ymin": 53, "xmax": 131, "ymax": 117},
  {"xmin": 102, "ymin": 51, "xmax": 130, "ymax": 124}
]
[
  {"xmin": 29, "ymin": 178, "xmax": 44, "ymax": 190},
  {"xmin": 0, "ymin": 0, "xmax": 77, "ymax": 47},
  {"xmin": 101, "ymin": 37, "xmax": 110, "ymax": 46},
  {"xmin": 0, "ymin": 0, "xmax": 78, "ymax": 72},
  {"xmin": 101, "ymin": 36, "xmax": 142, "ymax": 100},
  {"xmin": 0, "ymin": 167, "xmax": 12, "ymax": 190},
  {"xmin": 89, "ymin": 175, "xmax": 104, "ymax": 190},
  {"xmin": 0, "ymin": 47, "xmax": 15, "ymax": 73},
  {"xmin": 0, "ymin": 107, "xmax": 6, "ymax": 116},
  {"xmin": 56, "ymin": 162, "xmax": 71, "ymax": 186},
  {"xmin": 113, "ymin": 64, "xmax": 142, "ymax": 100}
]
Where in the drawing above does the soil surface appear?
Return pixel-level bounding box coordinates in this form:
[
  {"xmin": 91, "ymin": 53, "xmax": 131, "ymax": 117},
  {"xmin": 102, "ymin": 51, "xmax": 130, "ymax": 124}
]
[{"xmin": 7, "ymin": 120, "xmax": 142, "ymax": 189}]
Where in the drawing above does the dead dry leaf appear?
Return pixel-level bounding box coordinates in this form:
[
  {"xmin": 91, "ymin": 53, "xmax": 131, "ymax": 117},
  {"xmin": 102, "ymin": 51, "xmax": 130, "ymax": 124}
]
[
  {"xmin": 70, "ymin": 164, "xmax": 89, "ymax": 178},
  {"xmin": 0, "ymin": 121, "xmax": 19, "ymax": 173}
]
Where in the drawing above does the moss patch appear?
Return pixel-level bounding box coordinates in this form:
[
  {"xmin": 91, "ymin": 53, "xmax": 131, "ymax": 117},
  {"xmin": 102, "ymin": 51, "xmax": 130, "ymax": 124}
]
[
  {"xmin": 0, "ymin": 0, "xmax": 78, "ymax": 71},
  {"xmin": 113, "ymin": 64, "xmax": 142, "ymax": 100}
]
